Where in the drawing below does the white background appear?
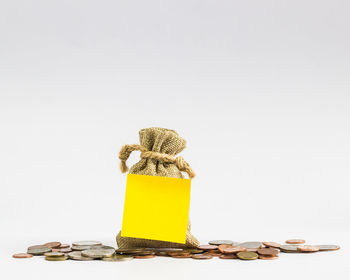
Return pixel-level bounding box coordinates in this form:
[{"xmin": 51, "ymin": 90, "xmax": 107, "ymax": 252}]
[{"xmin": 1, "ymin": 0, "xmax": 349, "ymax": 279}]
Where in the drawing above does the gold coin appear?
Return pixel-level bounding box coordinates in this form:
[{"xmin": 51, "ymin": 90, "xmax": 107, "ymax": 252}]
[
  {"xmin": 45, "ymin": 256, "xmax": 68, "ymax": 261},
  {"xmin": 237, "ymin": 251, "xmax": 258, "ymax": 260},
  {"xmin": 44, "ymin": 252, "xmax": 65, "ymax": 257}
]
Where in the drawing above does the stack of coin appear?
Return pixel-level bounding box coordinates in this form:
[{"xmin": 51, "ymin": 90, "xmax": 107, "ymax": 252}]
[
  {"xmin": 13, "ymin": 238, "xmax": 340, "ymax": 262},
  {"xmin": 81, "ymin": 248, "xmax": 116, "ymax": 259},
  {"xmin": 116, "ymin": 248, "xmax": 155, "ymax": 259},
  {"xmin": 257, "ymin": 248, "xmax": 279, "ymax": 260},
  {"xmin": 68, "ymin": 251, "xmax": 94, "ymax": 261},
  {"xmin": 26, "ymin": 241, "xmax": 72, "ymax": 256}
]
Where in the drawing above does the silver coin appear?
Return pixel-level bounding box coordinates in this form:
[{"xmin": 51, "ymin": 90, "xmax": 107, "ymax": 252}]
[
  {"xmin": 68, "ymin": 251, "xmax": 94, "ymax": 261},
  {"xmin": 90, "ymin": 245, "xmax": 115, "ymax": 250},
  {"xmin": 315, "ymin": 245, "xmax": 340, "ymax": 251},
  {"xmin": 102, "ymin": 255, "xmax": 133, "ymax": 262},
  {"xmin": 71, "ymin": 245, "xmax": 93, "ymax": 251},
  {"xmin": 72, "ymin": 241, "xmax": 102, "ymax": 247},
  {"xmin": 208, "ymin": 240, "xmax": 234, "ymax": 246},
  {"xmin": 280, "ymin": 245, "xmax": 299, "ymax": 253},
  {"xmin": 238, "ymin": 242, "xmax": 262, "ymax": 249},
  {"xmin": 27, "ymin": 247, "xmax": 52, "ymax": 255},
  {"xmin": 81, "ymin": 249, "xmax": 115, "ymax": 259},
  {"xmin": 59, "ymin": 248, "xmax": 72, "ymax": 253}
]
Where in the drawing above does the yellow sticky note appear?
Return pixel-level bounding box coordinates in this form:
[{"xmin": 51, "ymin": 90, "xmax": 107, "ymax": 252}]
[{"xmin": 121, "ymin": 174, "xmax": 191, "ymax": 244}]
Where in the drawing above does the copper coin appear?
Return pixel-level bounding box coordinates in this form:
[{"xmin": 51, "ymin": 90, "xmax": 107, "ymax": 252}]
[
  {"xmin": 218, "ymin": 244, "xmax": 232, "ymax": 253},
  {"xmin": 204, "ymin": 250, "xmax": 221, "ymax": 257},
  {"xmin": 13, "ymin": 253, "xmax": 33, "ymax": 259},
  {"xmin": 129, "ymin": 251, "xmax": 155, "ymax": 256},
  {"xmin": 259, "ymin": 255, "xmax": 279, "ymax": 260},
  {"xmin": 257, "ymin": 248, "xmax": 279, "ymax": 256},
  {"xmin": 262, "ymin": 242, "xmax": 281, "ymax": 249},
  {"xmin": 43, "ymin": 242, "xmax": 61, "ymax": 249},
  {"xmin": 171, "ymin": 254, "xmax": 192, "ymax": 258},
  {"xmin": 168, "ymin": 251, "xmax": 192, "ymax": 258},
  {"xmin": 219, "ymin": 254, "xmax": 238, "ymax": 259},
  {"xmin": 237, "ymin": 251, "xmax": 258, "ymax": 260},
  {"xmin": 134, "ymin": 254, "xmax": 155, "ymax": 259},
  {"xmin": 51, "ymin": 249, "xmax": 61, "ymax": 252},
  {"xmin": 316, "ymin": 245, "xmax": 340, "ymax": 251},
  {"xmin": 219, "ymin": 245, "xmax": 246, "ymax": 254},
  {"xmin": 297, "ymin": 245, "xmax": 319, "ymax": 253},
  {"xmin": 59, "ymin": 244, "xmax": 70, "ymax": 249},
  {"xmin": 238, "ymin": 242, "xmax": 262, "ymax": 249},
  {"xmin": 285, "ymin": 239, "xmax": 305, "ymax": 244},
  {"xmin": 198, "ymin": 245, "xmax": 218, "ymax": 250},
  {"xmin": 27, "ymin": 245, "xmax": 47, "ymax": 250},
  {"xmin": 192, "ymin": 254, "xmax": 213, "ymax": 260},
  {"xmin": 184, "ymin": 249, "xmax": 204, "ymax": 254}
]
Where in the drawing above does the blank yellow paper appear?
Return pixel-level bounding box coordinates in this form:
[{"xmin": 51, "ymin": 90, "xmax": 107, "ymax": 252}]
[{"xmin": 121, "ymin": 174, "xmax": 191, "ymax": 244}]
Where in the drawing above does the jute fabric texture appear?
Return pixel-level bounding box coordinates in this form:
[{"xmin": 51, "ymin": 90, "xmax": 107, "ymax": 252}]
[{"xmin": 116, "ymin": 127, "xmax": 199, "ymax": 248}]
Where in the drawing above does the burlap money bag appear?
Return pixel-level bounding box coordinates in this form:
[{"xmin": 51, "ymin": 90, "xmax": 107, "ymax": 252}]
[{"xmin": 116, "ymin": 127, "xmax": 199, "ymax": 248}]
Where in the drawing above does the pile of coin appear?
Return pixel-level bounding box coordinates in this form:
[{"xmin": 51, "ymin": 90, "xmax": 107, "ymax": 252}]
[{"xmin": 12, "ymin": 239, "xmax": 340, "ymax": 262}]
